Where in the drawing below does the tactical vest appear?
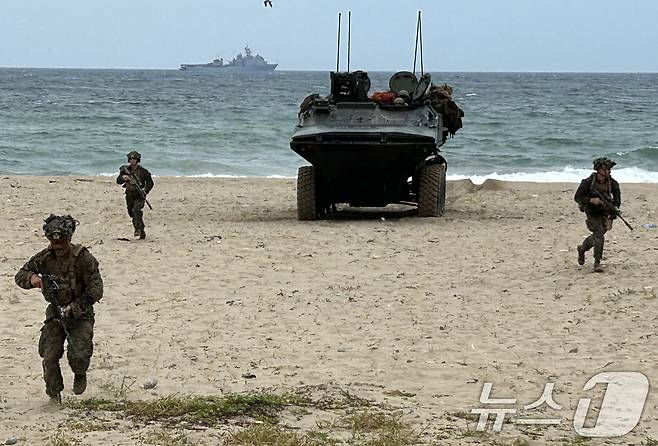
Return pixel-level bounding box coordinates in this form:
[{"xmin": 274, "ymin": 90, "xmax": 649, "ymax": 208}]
[
  {"xmin": 122, "ymin": 165, "xmax": 147, "ymax": 194},
  {"xmin": 591, "ymin": 174, "xmax": 612, "ymax": 199},
  {"xmin": 579, "ymin": 174, "xmax": 612, "ymax": 212},
  {"xmin": 35, "ymin": 244, "xmax": 86, "ymax": 306}
]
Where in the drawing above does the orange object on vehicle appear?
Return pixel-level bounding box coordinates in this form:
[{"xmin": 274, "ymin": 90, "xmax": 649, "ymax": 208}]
[{"xmin": 371, "ymin": 91, "xmax": 396, "ymax": 105}]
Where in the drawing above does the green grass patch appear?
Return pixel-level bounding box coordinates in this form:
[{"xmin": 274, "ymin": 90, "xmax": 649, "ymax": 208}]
[
  {"xmin": 67, "ymin": 392, "xmax": 308, "ymax": 426},
  {"xmin": 66, "ymin": 396, "xmax": 123, "ymax": 412},
  {"xmin": 61, "ymin": 386, "xmax": 421, "ymax": 445},
  {"xmin": 63, "ymin": 419, "xmax": 115, "ymax": 433},
  {"xmin": 226, "ymin": 425, "xmax": 334, "ymax": 446},
  {"xmin": 139, "ymin": 429, "xmax": 206, "ymax": 446},
  {"xmin": 448, "ymin": 410, "xmax": 480, "ymax": 422},
  {"xmin": 48, "ymin": 431, "xmax": 80, "ymax": 446},
  {"xmin": 383, "ymin": 389, "xmax": 416, "ymax": 398}
]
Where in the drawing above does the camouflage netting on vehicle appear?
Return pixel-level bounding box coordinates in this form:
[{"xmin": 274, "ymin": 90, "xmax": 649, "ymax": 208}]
[
  {"xmin": 299, "ymin": 94, "xmax": 320, "ymax": 115},
  {"xmin": 298, "ymin": 85, "xmax": 464, "ymax": 137},
  {"xmin": 428, "ymin": 84, "xmax": 464, "ymax": 137}
]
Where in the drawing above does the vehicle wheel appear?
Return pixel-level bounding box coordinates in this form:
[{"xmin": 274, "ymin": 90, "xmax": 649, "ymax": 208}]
[
  {"xmin": 418, "ymin": 163, "xmax": 446, "ymax": 217},
  {"xmin": 297, "ymin": 166, "xmax": 317, "ymax": 221},
  {"xmin": 437, "ymin": 163, "xmax": 446, "ymax": 216}
]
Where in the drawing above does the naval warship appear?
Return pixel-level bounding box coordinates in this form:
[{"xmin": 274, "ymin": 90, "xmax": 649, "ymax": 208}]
[{"xmin": 179, "ymin": 46, "xmax": 277, "ymax": 72}]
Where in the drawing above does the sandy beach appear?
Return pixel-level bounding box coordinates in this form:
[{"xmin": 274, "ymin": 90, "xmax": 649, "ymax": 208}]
[{"xmin": 1, "ymin": 175, "xmax": 657, "ymax": 445}]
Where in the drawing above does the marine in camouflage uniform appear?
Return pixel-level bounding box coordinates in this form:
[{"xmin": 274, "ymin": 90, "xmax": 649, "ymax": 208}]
[
  {"xmin": 14, "ymin": 215, "xmax": 103, "ymax": 402},
  {"xmin": 574, "ymin": 157, "xmax": 621, "ymax": 272},
  {"xmin": 117, "ymin": 151, "xmax": 154, "ymax": 239}
]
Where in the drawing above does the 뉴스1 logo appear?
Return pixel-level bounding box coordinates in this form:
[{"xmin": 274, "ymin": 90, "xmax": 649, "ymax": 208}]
[{"xmin": 470, "ymin": 371, "xmax": 649, "ymax": 437}]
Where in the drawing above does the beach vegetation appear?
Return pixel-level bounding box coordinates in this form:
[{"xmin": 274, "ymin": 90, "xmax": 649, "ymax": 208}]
[
  {"xmin": 447, "ymin": 410, "xmax": 480, "ymax": 422},
  {"xmin": 382, "ymin": 389, "xmax": 416, "ymax": 398},
  {"xmin": 62, "ymin": 419, "xmax": 115, "ymax": 432},
  {"xmin": 61, "ymin": 385, "xmax": 430, "ymax": 445},
  {"xmin": 226, "ymin": 425, "xmax": 333, "ymax": 446},
  {"xmin": 48, "ymin": 431, "xmax": 79, "ymax": 446},
  {"xmin": 66, "ymin": 392, "xmax": 308, "ymax": 425},
  {"xmin": 139, "ymin": 429, "xmax": 206, "ymax": 446}
]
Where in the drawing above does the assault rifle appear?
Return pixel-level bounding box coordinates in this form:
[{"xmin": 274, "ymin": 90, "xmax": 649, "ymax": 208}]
[
  {"xmin": 120, "ymin": 166, "xmax": 153, "ymax": 210},
  {"xmin": 30, "ymin": 260, "xmax": 67, "ymax": 320},
  {"xmin": 590, "ymin": 189, "xmax": 634, "ymax": 231}
]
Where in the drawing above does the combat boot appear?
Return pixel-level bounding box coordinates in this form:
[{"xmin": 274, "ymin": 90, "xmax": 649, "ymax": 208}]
[
  {"xmin": 134, "ymin": 228, "xmax": 140, "ymax": 236},
  {"xmin": 593, "ymin": 259, "xmax": 603, "ymax": 273},
  {"xmin": 46, "ymin": 387, "xmax": 61, "ymax": 404},
  {"xmin": 139, "ymin": 229, "xmax": 146, "ymax": 240},
  {"xmin": 73, "ymin": 373, "xmax": 87, "ymax": 395},
  {"xmin": 577, "ymin": 245, "xmax": 585, "ymax": 265}
]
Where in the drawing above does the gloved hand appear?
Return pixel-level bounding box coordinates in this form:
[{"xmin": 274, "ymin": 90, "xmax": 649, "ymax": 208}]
[{"xmin": 63, "ymin": 301, "xmax": 85, "ymax": 319}]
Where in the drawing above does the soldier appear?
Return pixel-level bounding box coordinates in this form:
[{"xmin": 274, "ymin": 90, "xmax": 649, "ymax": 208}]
[
  {"xmin": 574, "ymin": 157, "xmax": 621, "ymax": 272},
  {"xmin": 14, "ymin": 215, "xmax": 103, "ymax": 403},
  {"xmin": 117, "ymin": 151, "xmax": 154, "ymax": 239}
]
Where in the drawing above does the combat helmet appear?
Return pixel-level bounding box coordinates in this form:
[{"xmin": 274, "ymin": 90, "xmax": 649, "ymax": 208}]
[
  {"xmin": 126, "ymin": 150, "xmax": 141, "ymax": 161},
  {"xmin": 43, "ymin": 214, "xmax": 77, "ymax": 240},
  {"xmin": 593, "ymin": 157, "xmax": 616, "ymax": 170}
]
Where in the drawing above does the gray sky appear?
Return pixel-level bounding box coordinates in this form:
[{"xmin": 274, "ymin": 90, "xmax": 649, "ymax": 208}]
[{"xmin": 1, "ymin": 0, "xmax": 657, "ymax": 72}]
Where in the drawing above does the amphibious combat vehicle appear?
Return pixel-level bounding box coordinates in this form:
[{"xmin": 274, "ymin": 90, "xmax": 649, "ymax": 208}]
[
  {"xmin": 290, "ymin": 12, "xmax": 463, "ymax": 220},
  {"xmin": 290, "ymin": 70, "xmax": 463, "ymax": 220}
]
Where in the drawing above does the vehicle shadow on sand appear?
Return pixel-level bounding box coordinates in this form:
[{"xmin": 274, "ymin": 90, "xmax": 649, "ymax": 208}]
[{"xmin": 324, "ymin": 205, "xmax": 419, "ymax": 221}]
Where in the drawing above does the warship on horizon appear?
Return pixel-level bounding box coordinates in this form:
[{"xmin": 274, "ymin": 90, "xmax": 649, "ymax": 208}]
[{"xmin": 179, "ymin": 46, "xmax": 277, "ymax": 72}]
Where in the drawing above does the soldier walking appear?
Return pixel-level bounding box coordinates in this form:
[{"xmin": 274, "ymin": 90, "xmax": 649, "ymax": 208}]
[
  {"xmin": 14, "ymin": 215, "xmax": 103, "ymax": 402},
  {"xmin": 117, "ymin": 151, "xmax": 154, "ymax": 239},
  {"xmin": 574, "ymin": 157, "xmax": 621, "ymax": 272}
]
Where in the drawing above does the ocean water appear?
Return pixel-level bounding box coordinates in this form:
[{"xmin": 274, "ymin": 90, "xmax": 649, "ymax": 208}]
[{"xmin": 1, "ymin": 68, "xmax": 658, "ymax": 183}]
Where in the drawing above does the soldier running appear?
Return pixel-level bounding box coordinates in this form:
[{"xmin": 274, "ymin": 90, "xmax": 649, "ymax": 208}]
[
  {"xmin": 117, "ymin": 151, "xmax": 154, "ymax": 239},
  {"xmin": 574, "ymin": 157, "xmax": 621, "ymax": 272},
  {"xmin": 15, "ymin": 215, "xmax": 103, "ymax": 403}
]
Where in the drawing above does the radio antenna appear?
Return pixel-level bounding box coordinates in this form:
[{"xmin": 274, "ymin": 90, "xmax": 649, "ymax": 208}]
[
  {"xmin": 413, "ymin": 11, "xmax": 424, "ymax": 76},
  {"xmin": 347, "ymin": 11, "xmax": 352, "ymax": 72},
  {"xmin": 336, "ymin": 13, "xmax": 342, "ymax": 72}
]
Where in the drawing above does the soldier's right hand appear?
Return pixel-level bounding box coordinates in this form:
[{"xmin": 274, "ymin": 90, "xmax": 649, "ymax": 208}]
[
  {"xmin": 589, "ymin": 197, "xmax": 601, "ymax": 206},
  {"xmin": 122, "ymin": 175, "xmax": 131, "ymax": 182},
  {"xmin": 30, "ymin": 273, "xmax": 43, "ymax": 289}
]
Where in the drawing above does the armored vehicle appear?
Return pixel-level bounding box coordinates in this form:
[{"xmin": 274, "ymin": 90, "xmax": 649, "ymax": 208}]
[{"xmin": 290, "ymin": 69, "xmax": 463, "ymax": 220}]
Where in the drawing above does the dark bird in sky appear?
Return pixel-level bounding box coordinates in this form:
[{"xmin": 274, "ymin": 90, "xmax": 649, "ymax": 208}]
[{"xmin": 264, "ymin": 0, "xmax": 272, "ymax": 6}]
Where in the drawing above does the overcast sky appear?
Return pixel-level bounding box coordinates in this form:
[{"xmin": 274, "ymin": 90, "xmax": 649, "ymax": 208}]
[{"xmin": 1, "ymin": 0, "xmax": 657, "ymax": 72}]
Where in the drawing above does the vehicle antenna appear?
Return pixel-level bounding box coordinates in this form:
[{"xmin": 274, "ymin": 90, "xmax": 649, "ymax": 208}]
[
  {"xmin": 336, "ymin": 12, "xmax": 342, "ymax": 72},
  {"xmin": 347, "ymin": 11, "xmax": 352, "ymax": 72},
  {"xmin": 413, "ymin": 11, "xmax": 424, "ymax": 76}
]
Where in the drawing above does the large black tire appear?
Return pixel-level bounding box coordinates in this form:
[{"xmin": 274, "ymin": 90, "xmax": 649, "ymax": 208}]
[
  {"xmin": 418, "ymin": 163, "xmax": 447, "ymax": 217},
  {"xmin": 297, "ymin": 166, "xmax": 317, "ymax": 221},
  {"xmin": 437, "ymin": 163, "xmax": 446, "ymax": 216}
]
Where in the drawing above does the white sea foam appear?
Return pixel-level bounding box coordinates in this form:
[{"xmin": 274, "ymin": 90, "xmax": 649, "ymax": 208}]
[
  {"xmin": 98, "ymin": 167, "xmax": 658, "ymax": 183},
  {"xmin": 188, "ymin": 173, "xmax": 248, "ymax": 178},
  {"xmin": 447, "ymin": 166, "xmax": 658, "ymax": 184}
]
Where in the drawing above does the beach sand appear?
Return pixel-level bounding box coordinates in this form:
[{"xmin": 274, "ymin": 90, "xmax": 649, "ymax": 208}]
[{"xmin": 1, "ymin": 175, "xmax": 657, "ymax": 444}]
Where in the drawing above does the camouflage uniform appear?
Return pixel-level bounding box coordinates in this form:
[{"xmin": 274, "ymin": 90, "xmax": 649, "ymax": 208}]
[
  {"xmin": 14, "ymin": 215, "xmax": 103, "ymax": 401},
  {"xmin": 116, "ymin": 151, "xmax": 154, "ymax": 238},
  {"xmin": 574, "ymin": 158, "xmax": 621, "ymax": 270}
]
